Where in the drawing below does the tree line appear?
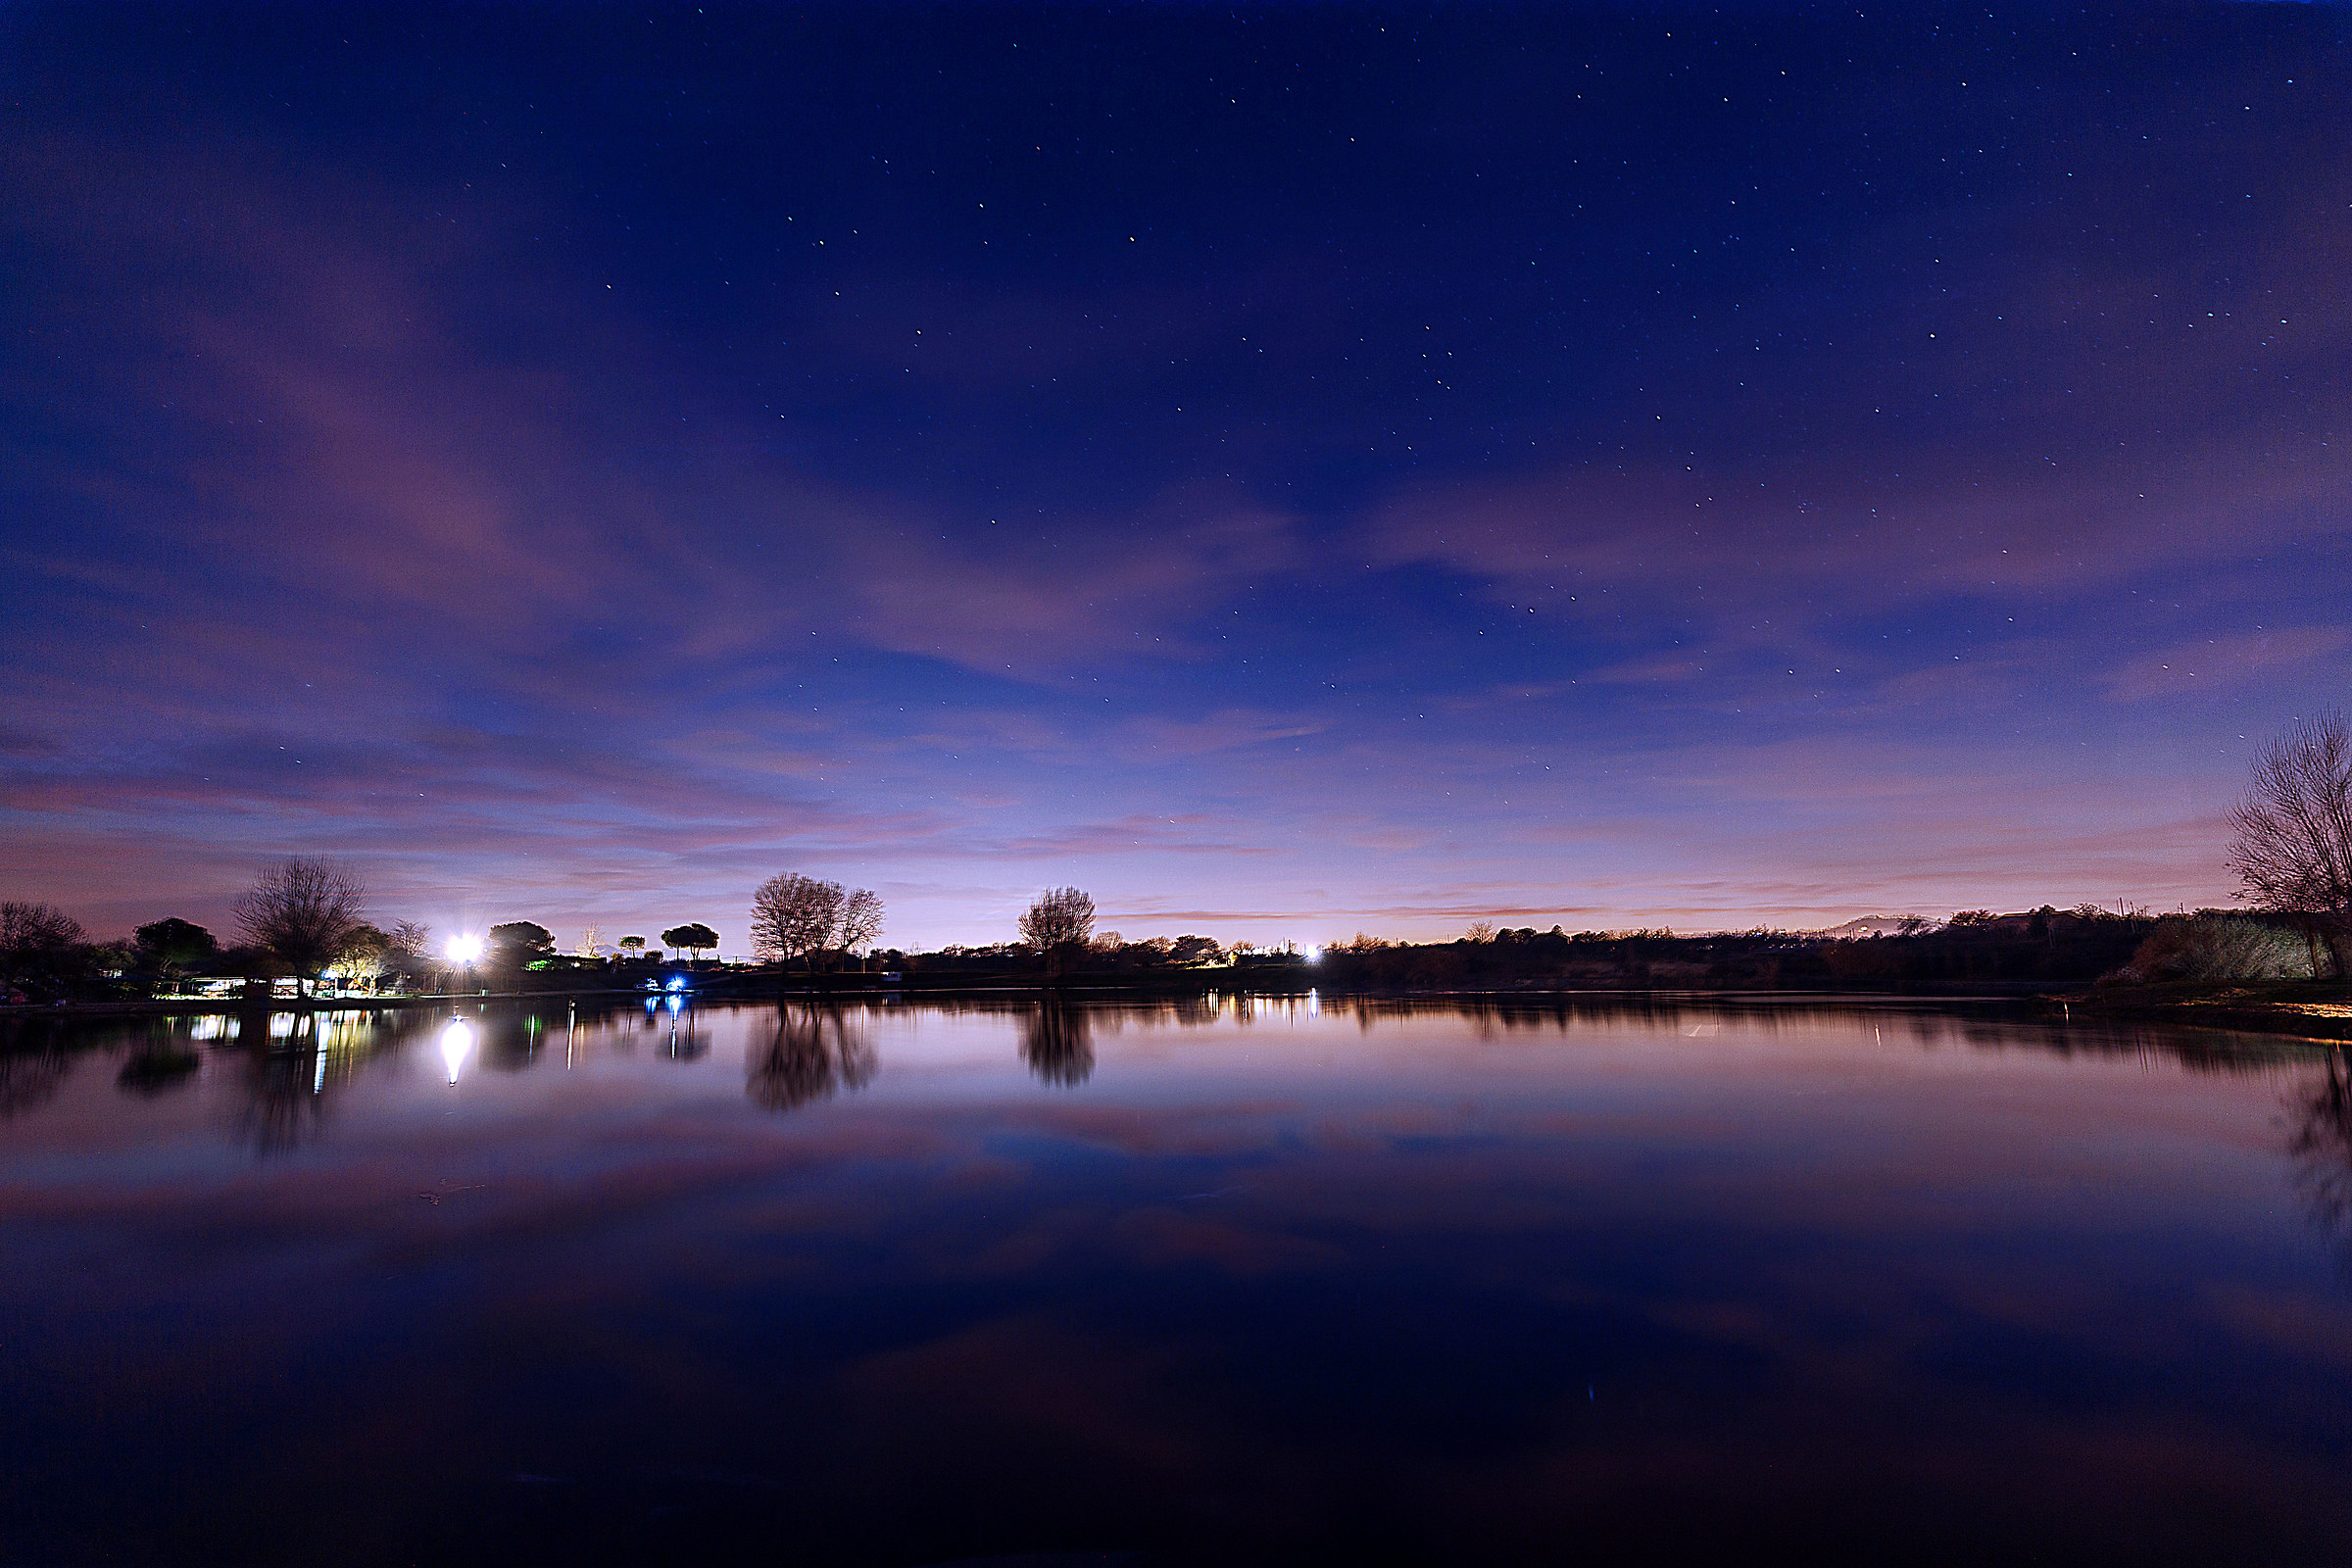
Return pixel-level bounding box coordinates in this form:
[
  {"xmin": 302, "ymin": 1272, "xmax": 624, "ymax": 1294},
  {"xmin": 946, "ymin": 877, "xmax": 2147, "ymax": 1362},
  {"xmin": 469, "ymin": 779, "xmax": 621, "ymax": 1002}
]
[{"xmin": 10, "ymin": 711, "xmax": 2352, "ymax": 1001}]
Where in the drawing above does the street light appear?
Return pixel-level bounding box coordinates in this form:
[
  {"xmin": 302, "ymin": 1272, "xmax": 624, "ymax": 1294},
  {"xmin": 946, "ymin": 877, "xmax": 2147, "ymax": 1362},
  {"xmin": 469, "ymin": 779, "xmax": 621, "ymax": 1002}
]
[{"xmin": 445, "ymin": 934, "xmax": 485, "ymax": 995}]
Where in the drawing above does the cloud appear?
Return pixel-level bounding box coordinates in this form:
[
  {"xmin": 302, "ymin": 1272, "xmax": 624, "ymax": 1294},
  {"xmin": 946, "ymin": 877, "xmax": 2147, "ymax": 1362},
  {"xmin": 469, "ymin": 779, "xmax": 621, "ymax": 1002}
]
[{"xmin": 2105, "ymin": 627, "xmax": 2352, "ymax": 702}]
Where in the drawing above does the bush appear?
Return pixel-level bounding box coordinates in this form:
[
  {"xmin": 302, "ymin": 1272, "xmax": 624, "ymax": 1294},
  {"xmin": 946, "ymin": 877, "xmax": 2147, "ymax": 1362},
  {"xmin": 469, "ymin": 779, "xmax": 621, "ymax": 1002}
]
[{"xmin": 2121, "ymin": 916, "xmax": 2316, "ymax": 983}]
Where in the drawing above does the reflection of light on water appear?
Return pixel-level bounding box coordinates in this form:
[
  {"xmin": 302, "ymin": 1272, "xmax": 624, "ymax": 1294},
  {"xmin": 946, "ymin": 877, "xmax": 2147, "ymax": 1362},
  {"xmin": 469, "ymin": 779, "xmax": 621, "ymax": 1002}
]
[
  {"xmin": 665, "ymin": 993, "xmax": 683, "ymax": 1015},
  {"xmin": 316, "ymin": 1011, "xmax": 375, "ymax": 1052},
  {"xmin": 439, "ymin": 1019, "xmax": 475, "ymax": 1084},
  {"xmin": 268, "ymin": 1013, "xmax": 302, "ymax": 1040},
  {"xmin": 188, "ymin": 1015, "xmax": 234, "ymax": 1042},
  {"xmin": 1307, "ymin": 988, "xmax": 1320, "ymax": 1020}
]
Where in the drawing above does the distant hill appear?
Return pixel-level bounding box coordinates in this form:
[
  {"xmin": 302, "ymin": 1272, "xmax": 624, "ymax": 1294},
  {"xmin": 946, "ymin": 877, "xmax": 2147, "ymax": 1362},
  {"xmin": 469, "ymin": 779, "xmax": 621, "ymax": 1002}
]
[{"xmin": 1808, "ymin": 915, "xmax": 1941, "ymax": 938}]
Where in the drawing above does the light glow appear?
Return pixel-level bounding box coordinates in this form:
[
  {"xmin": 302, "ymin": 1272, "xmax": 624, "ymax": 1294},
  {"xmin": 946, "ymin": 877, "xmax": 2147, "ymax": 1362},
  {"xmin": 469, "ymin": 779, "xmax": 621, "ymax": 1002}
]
[
  {"xmin": 438, "ymin": 1018, "xmax": 475, "ymax": 1084},
  {"xmin": 446, "ymin": 934, "xmax": 484, "ymax": 963}
]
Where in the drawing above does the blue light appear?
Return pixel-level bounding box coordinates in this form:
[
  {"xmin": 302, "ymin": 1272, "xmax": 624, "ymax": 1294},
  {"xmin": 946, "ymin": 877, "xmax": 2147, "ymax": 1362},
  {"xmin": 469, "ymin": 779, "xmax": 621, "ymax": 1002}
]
[{"xmin": 665, "ymin": 975, "xmax": 686, "ymax": 992}]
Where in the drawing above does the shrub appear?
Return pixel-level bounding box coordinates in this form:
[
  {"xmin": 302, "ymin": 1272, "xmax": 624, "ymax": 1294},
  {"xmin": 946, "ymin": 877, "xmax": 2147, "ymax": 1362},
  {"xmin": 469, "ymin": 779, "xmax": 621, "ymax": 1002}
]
[{"xmin": 2121, "ymin": 916, "xmax": 2316, "ymax": 983}]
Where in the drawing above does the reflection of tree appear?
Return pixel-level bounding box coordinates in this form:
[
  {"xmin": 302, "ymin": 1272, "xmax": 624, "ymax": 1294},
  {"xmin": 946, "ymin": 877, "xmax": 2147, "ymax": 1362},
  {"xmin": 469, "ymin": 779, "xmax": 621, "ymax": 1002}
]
[
  {"xmin": 234, "ymin": 1038, "xmax": 326, "ymax": 1156},
  {"xmin": 2286, "ymin": 1047, "xmax": 2352, "ymax": 1267},
  {"xmin": 0, "ymin": 1043, "xmax": 73, "ymax": 1119},
  {"xmin": 117, "ymin": 1045, "xmax": 200, "ymax": 1096},
  {"xmin": 747, "ymin": 1004, "xmax": 876, "ymax": 1113},
  {"xmin": 1020, "ymin": 1001, "xmax": 1094, "ymax": 1088}
]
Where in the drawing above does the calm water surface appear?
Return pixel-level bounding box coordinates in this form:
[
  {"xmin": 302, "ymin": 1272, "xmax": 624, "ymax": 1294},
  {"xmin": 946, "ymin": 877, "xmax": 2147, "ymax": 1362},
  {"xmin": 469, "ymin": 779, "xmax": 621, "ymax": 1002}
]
[{"xmin": 4, "ymin": 996, "xmax": 2350, "ymax": 1566}]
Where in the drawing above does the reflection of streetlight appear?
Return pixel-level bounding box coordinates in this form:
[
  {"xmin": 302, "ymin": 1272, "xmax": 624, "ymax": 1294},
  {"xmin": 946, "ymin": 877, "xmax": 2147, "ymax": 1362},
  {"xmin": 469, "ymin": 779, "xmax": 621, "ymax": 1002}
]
[{"xmin": 439, "ymin": 1018, "xmax": 475, "ymax": 1085}]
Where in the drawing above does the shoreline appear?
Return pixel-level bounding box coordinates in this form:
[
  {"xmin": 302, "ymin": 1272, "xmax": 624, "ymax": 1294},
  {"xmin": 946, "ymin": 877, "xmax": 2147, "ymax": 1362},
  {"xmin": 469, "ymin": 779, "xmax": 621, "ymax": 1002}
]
[{"xmin": 11, "ymin": 977, "xmax": 2350, "ymax": 1044}]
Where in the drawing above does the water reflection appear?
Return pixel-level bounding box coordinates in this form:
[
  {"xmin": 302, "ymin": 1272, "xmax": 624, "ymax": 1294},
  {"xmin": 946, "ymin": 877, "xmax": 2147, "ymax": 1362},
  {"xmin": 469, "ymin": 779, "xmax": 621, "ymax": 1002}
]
[
  {"xmin": 2286, "ymin": 1044, "xmax": 2352, "ymax": 1268},
  {"xmin": 1020, "ymin": 1000, "xmax": 1095, "ymax": 1086},
  {"xmin": 439, "ymin": 1018, "xmax": 475, "ymax": 1084},
  {"xmin": 746, "ymin": 1002, "xmax": 875, "ymax": 1113},
  {"xmin": 5, "ymin": 997, "xmax": 2352, "ymax": 1565},
  {"xmin": 662, "ymin": 994, "xmax": 707, "ymax": 1061},
  {"xmin": 116, "ymin": 1042, "xmax": 201, "ymax": 1096},
  {"xmin": 234, "ymin": 1036, "xmax": 328, "ymax": 1155},
  {"xmin": 0, "ymin": 1039, "xmax": 72, "ymax": 1119}
]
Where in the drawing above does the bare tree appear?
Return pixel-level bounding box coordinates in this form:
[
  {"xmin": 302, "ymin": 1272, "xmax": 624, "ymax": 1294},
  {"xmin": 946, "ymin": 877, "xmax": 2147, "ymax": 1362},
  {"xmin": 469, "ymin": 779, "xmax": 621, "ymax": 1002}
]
[
  {"xmin": 750, "ymin": 874, "xmax": 880, "ymax": 972},
  {"xmin": 752, "ymin": 872, "xmax": 845, "ymax": 970},
  {"xmin": 232, "ymin": 858, "xmax": 367, "ymax": 999},
  {"xmin": 838, "ymin": 889, "xmax": 884, "ymax": 966},
  {"xmin": 380, "ymin": 921, "xmax": 433, "ymax": 990},
  {"xmin": 2229, "ymin": 711, "xmax": 2352, "ymax": 976},
  {"xmin": 1019, "ymin": 886, "xmax": 1096, "ymax": 977},
  {"xmin": 1, "ymin": 902, "xmax": 86, "ymax": 987}
]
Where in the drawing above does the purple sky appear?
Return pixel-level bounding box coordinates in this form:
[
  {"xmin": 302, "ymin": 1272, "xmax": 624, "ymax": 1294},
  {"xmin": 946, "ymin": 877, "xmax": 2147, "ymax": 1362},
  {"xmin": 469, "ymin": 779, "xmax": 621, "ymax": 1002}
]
[{"xmin": 5, "ymin": 4, "xmax": 2349, "ymax": 952}]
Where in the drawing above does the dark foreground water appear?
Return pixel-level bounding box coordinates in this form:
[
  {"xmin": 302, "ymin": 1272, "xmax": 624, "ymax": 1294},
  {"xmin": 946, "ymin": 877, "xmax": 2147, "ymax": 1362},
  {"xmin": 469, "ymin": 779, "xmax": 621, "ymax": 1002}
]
[{"xmin": 4, "ymin": 996, "xmax": 2352, "ymax": 1567}]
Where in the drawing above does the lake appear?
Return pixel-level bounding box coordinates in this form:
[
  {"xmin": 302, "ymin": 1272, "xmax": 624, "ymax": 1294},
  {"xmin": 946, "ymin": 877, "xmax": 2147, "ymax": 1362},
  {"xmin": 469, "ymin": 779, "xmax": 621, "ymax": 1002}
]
[{"xmin": 3, "ymin": 995, "xmax": 2350, "ymax": 1566}]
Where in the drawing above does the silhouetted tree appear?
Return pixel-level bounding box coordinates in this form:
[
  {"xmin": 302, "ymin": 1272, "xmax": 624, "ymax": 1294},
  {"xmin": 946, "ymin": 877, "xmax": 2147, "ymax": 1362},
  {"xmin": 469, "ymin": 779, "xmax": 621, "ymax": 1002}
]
[
  {"xmin": 487, "ymin": 921, "xmax": 556, "ymax": 975},
  {"xmin": 1020, "ymin": 1001, "xmax": 1095, "ymax": 1087},
  {"xmin": 838, "ymin": 890, "xmax": 884, "ymax": 964},
  {"xmin": 662, "ymin": 922, "xmax": 719, "ymax": 960},
  {"xmin": 618, "ymin": 935, "xmax": 647, "ymax": 960},
  {"xmin": 1019, "ymin": 887, "xmax": 1096, "ymax": 977},
  {"xmin": 1166, "ymin": 933, "xmax": 1223, "ymax": 966},
  {"xmin": 0, "ymin": 902, "xmax": 85, "ymax": 989},
  {"xmin": 134, "ymin": 917, "xmax": 218, "ymax": 977},
  {"xmin": 2230, "ymin": 711, "xmax": 2352, "ymax": 975},
  {"xmin": 751, "ymin": 874, "xmax": 881, "ymax": 972},
  {"xmin": 382, "ymin": 921, "xmax": 433, "ymax": 986},
  {"xmin": 752, "ymin": 873, "xmax": 843, "ymax": 970},
  {"xmin": 232, "ymin": 859, "xmax": 366, "ymax": 999}
]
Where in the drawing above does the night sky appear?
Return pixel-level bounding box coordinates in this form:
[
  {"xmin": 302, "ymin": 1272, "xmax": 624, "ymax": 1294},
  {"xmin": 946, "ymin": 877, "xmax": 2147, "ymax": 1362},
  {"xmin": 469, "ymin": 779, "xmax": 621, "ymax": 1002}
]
[{"xmin": 6, "ymin": 3, "xmax": 2348, "ymax": 951}]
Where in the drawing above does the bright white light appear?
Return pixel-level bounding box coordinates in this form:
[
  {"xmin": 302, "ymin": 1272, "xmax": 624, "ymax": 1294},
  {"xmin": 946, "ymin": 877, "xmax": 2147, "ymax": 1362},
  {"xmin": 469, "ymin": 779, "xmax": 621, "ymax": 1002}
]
[
  {"xmin": 1303, "ymin": 945, "xmax": 1321, "ymax": 962},
  {"xmin": 665, "ymin": 976, "xmax": 686, "ymax": 992},
  {"xmin": 665, "ymin": 992, "xmax": 683, "ymax": 1014},
  {"xmin": 446, "ymin": 934, "xmax": 484, "ymax": 963},
  {"xmin": 438, "ymin": 1018, "xmax": 475, "ymax": 1084}
]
